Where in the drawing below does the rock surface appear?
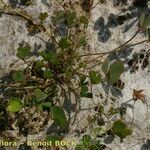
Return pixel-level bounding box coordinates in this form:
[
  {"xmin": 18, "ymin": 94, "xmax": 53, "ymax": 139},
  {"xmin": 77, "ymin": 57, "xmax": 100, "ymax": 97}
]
[{"xmin": 0, "ymin": 0, "xmax": 150, "ymax": 150}]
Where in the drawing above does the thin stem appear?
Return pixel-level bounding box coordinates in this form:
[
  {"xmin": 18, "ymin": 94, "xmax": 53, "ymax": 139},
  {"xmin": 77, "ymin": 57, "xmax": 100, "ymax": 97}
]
[
  {"xmin": 91, "ymin": 0, "xmax": 104, "ymax": 10},
  {"xmin": 55, "ymin": 0, "xmax": 67, "ymax": 12},
  {"xmin": 79, "ymin": 30, "xmax": 140, "ymax": 57},
  {"xmin": 0, "ymin": 7, "xmax": 53, "ymax": 38},
  {"xmin": 0, "ymin": 8, "xmax": 45, "ymax": 31}
]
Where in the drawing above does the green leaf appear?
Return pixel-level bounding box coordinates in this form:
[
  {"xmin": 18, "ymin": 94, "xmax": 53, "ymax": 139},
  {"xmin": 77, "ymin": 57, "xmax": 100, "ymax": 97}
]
[
  {"xmin": 7, "ymin": 97, "xmax": 22, "ymax": 112},
  {"xmin": 89, "ymin": 71, "xmax": 101, "ymax": 84},
  {"xmin": 79, "ymin": 62, "xmax": 86, "ymax": 68},
  {"xmin": 80, "ymin": 86, "xmax": 93, "ymax": 98},
  {"xmin": 75, "ymin": 145, "xmax": 85, "ymax": 150},
  {"xmin": 51, "ymin": 106, "xmax": 67, "ymax": 129},
  {"xmin": 40, "ymin": 51, "xmax": 59, "ymax": 65},
  {"xmin": 39, "ymin": 12, "xmax": 48, "ymax": 21},
  {"xmin": 46, "ymin": 135, "xmax": 60, "ymax": 145},
  {"xmin": 37, "ymin": 102, "xmax": 52, "ymax": 111},
  {"xmin": 42, "ymin": 102, "xmax": 52, "ymax": 108},
  {"xmin": 52, "ymin": 11, "xmax": 65, "ymax": 23},
  {"xmin": 82, "ymin": 135, "xmax": 91, "ymax": 146},
  {"xmin": 76, "ymin": 36, "xmax": 86, "ymax": 48},
  {"xmin": 34, "ymin": 89, "xmax": 48, "ymax": 101},
  {"xmin": 85, "ymin": 93, "xmax": 93, "ymax": 98},
  {"xmin": 80, "ymin": 76, "xmax": 88, "ymax": 86},
  {"xmin": 80, "ymin": 85, "xmax": 88, "ymax": 96},
  {"xmin": 139, "ymin": 13, "xmax": 145, "ymax": 27},
  {"xmin": 44, "ymin": 70, "xmax": 52, "ymax": 79},
  {"xmin": 82, "ymin": 135, "xmax": 91, "ymax": 145},
  {"xmin": 107, "ymin": 60, "xmax": 124, "ymax": 84},
  {"xmin": 40, "ymin": 51, "xmax": 48, "ymax": 59},
  {"xmin": 143, "ymin": 14, "xmax": 150, "ymax": 28},
  {"xmin": 12, "ymin": 70, "xmax": 25, "ymax": 82},
  {"xmin": 102, "ymin": 58, "xmax": 110, "ymax": 74},
  {"xmin": 112, "ymin": 120, "xmax": 126, "ymax": 138},
  {"xmin": 67, "ymin": 11, "xmax": 76, "ymax": 26},
  {"xmin": 35, "ymin": 60, "xmax": 44, "ymax": 69},
  {"xmin": 16, "ymin": 46, "xmax": 30, "ymax": 60},
  {"xmin": 147, "ymin": 28, "xmax": 150, "ymax": 41},
  {"xmin": 112, "ymin": 120, "xmax": 132, "ymax": 139},
  {"xmin": 59, "ymin": 37, "xmax": 71, "ymax": 50},
  {"xmin": 79, "ymin": 15, "xmax": 89, "ymax": 27},
  {"xmin": 37, "ymin": 104, "xmax": 43, "ymax": 111}
]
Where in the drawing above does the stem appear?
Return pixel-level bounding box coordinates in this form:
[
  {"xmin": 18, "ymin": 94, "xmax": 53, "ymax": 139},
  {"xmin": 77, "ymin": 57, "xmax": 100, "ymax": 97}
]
[
  {"xmin": 0, "ymin": 8, "xmax": 45, "ymax": 31},
  {"xmin": 91, "ymin": 0, "xmax": 104, "ymax": 10},
  {"xmin": 55, "ymin": 0, "xmax": 68, "ymax": 13},
  {"xmin": 127, "ymin": 39, "xmax": 148, "ymax": 48},
  {"xmin": 0, "ymin": 7, "xmax": 53, "ymax": 38},
  {"xmin": 79, "ymin": 30, "xmax": 140, "ymax": 57}
]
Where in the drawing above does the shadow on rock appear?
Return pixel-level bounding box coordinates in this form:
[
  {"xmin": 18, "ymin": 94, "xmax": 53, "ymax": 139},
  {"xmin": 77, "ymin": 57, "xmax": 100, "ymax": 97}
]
[
  {"xmin": 93, "ymin": 17, "xmax": 111, "ymax": 43},
  {"xmin": 141, "ymin": 139, "xmax": 150, "ymax": 150}
]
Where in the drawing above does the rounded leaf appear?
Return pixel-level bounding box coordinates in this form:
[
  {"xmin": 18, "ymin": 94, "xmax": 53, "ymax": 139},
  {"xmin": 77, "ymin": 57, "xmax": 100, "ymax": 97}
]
[
  {"xmin": 7, "ymin": 97, "xmax": 22, "ymax": 112},
  {"xmin": 79, "ymin": 16, "xmax": 89, "ymax": 27},
  {"xmin": 12, "ymin": 70, "xmax": 25, "ymax": 82},
  {"xmin": 59, "ymin": 37, "xmax": 71, "ymax": 50},
  {"xmin": 16, "ymin": 46, "xmax": 30, "ymax": 60},
  {"xmin": 112, "ymin": 119, "xmax": 132, "ymax": 139},
  {"xmin": 44, "ymin": 70, "xmax": 52, "ymax": 79},
  {"xmin": 89, "ymin": 71, "xmax": 101, "ymax": 84},
  {"xmin": 67, "ymin": 11, "xmax": 76, "ymax": 26},
  {"xmin": 108, "ymin": 60, "xmax": 124, "ymax": 84},
  {"xmin": 51, "ymin": 106, "xmax": 67, "ymax": 129},
  {"xmin": 34, "ymin": 89, "xmax": 48, "ymax": 101},
  {"xmin": 102, "ymin": 58, "xmax": 110, "ymax": 74},
  {"xmin": 39, "ymin": 12, "xmax": 48, "ymax": 21}
]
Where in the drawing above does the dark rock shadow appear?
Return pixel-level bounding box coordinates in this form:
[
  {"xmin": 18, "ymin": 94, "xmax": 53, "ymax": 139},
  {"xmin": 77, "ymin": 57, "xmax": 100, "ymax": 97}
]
[
  {"xmin": 46, "ymin": 123, "xmax": 68, "ymax": 141},
  {"xmin": 141, "ymin": 139, "xmax": 150, "ymax": 150},
  {"xmin": 41, "ymin": 0, "xmax": 51, "ymax": 7},
  {"xmin": 31, "ymin": 37, "xmax": 56, "ymax": 56},
  {"xmin": 94, "ymin": 17, "xmax": 105, "ymax": 31},
  {"xmin": 18, "ymin": 143, "xmax": 32, "ymax": 150},
  {"xmin": 93, "ymin": 13, "xmax": 120, "ymax": 43},
  {"xmin": 97, "ymin": 28, "xmax": 111, "ymax": 43},
  {"xmin": 119, "ymin": 0, "xmax": 150, "ymax": 32},
  {"xmin": 9, "ymin": 0, "xmax": 31, "ymax": 7},
  {"xmin": 9, "ymin": 0, "xmax": 18, "ymax": 7},
  {"xmin": 46, "ymin": 90, "xmax": 80, "ymax": 137},
  {"xmin": 102, "ymin": 83, "xmax": 122, "ymax": 98},
  {"xmin": 108, "ymin": 47, "xmax": 133, "ymax": 60},
  {"xmin": 45, "ymin": 41, "xmax": 56, "ymax": 53},
  {"xmin": 0, "ymin": 75, "xmax": 13, "ymax": 134},
  {"xmin": 32, "ymin": 43, "xmax": 42, "ymax": 56},
  {"xmin": 106, "ymin": 14, "xmax": 118, "ymax": 28},
  {"xmin": 93, "ymin": 17, "xmax": 111, "ymax": 43},
  {"xmin": 104, "ymin": 134, "xmax": 115, "ymax": 144},
  {"xmin": 123, "ymin": 18, "xmax": 138, "ymax": 33},
  {"xmin": 112, "ymin": 0, "xmax": 128, "ymax": 7},
  {"xmin": 94, "ymin": 0, "xmax": 150, "ymax": 43},
  {"xmin": 56, "ymin": 23, "xmax": 68, "ymax": 37}
]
